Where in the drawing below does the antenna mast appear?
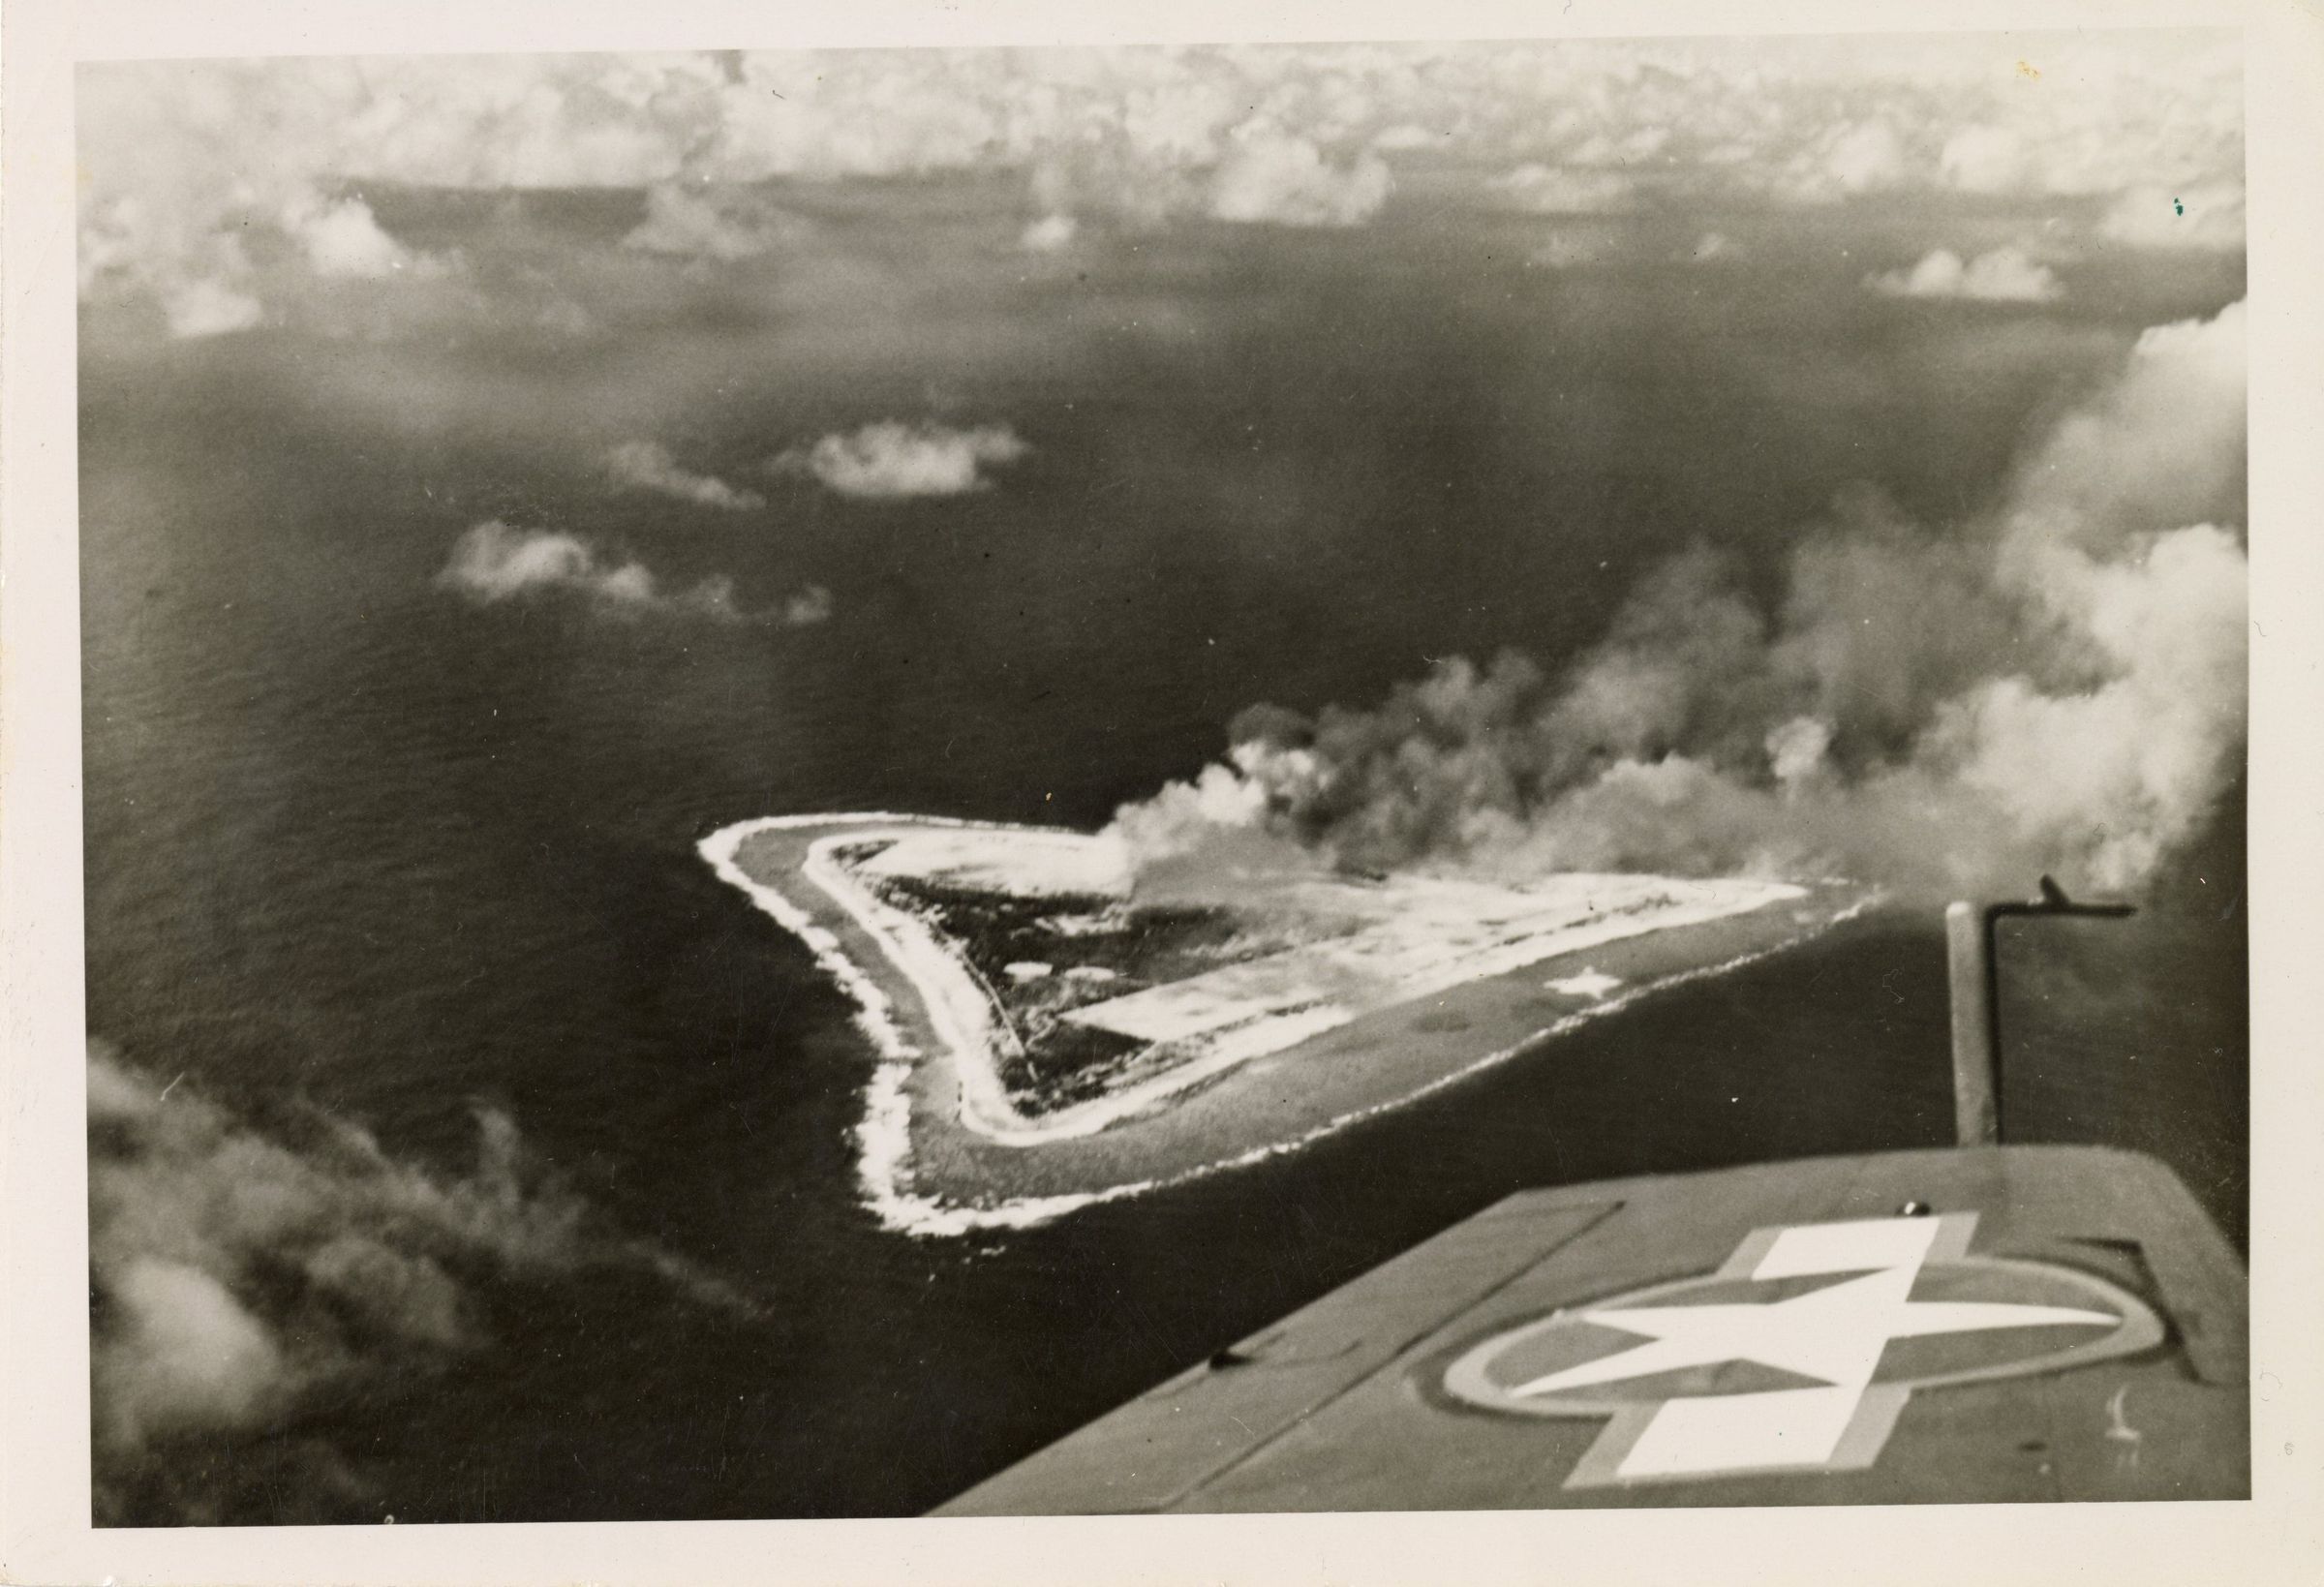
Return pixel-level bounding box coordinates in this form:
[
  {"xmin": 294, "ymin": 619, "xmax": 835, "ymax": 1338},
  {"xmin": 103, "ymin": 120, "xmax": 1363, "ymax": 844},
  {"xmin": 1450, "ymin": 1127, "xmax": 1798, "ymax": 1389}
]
[{"xmin": 1944, "ymin": 875, "xmax": 2135, "ymax": 1146}]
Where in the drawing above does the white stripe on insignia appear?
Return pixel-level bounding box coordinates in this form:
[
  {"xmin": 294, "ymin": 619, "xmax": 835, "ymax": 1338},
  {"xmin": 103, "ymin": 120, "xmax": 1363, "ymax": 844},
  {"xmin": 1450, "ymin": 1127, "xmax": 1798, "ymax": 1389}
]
[
  {"xmin": 1750, "ymin": 1215, "xmax": 1944, "ymax": 1278},
  {"xmin": 1518, "ymin": 1213, "xmax": 2116, "ymax": 1482},
  {"xmin": 1614, "ymin": 1386, "xmax": 1867, "ymax": 1478}
]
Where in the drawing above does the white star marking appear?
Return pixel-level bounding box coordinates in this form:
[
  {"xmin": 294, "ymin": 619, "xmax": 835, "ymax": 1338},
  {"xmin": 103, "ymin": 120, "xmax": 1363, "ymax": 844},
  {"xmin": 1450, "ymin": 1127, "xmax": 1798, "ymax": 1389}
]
[
  {"xmin": 1514, "ymin": 1264, "xmax": 2117, "ymax": 1400},
  {"xmin": 1545, "ymin": 967, "xmax": 1623, "ymax": 999},
  {"xmin": 1514, "ymin": 1215, "xmax": 2120, "ymax": 1482}
]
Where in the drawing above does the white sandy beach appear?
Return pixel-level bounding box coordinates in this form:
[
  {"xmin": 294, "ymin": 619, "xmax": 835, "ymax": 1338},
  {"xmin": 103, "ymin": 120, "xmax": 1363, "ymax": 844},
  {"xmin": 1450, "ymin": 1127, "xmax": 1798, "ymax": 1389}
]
[{"xmin": 702, "ymin": 813, "xmax": 1874, "ymax": 1236}]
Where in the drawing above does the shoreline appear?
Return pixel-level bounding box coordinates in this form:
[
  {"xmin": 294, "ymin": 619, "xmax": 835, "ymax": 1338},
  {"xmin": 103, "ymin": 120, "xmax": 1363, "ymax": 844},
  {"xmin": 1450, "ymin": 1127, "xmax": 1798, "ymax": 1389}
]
[{"xmin": 701, "ymin": 813, "xmax": 1881, "ymax": 1237}]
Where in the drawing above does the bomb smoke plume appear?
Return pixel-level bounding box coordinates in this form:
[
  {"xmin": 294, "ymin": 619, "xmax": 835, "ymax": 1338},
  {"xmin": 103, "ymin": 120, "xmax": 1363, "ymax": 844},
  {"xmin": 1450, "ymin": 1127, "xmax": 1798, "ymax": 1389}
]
[{"xmin": 1114, "ymin": 299, "xmax": 2247, "ymax": 901}]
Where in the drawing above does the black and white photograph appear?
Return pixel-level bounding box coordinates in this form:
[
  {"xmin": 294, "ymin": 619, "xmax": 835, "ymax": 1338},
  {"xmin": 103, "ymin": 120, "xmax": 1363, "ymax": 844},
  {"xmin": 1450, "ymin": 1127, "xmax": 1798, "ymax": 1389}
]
[{"xmin": 7, "ymin": 4, "xmax": 2320, "ymax": 1579}]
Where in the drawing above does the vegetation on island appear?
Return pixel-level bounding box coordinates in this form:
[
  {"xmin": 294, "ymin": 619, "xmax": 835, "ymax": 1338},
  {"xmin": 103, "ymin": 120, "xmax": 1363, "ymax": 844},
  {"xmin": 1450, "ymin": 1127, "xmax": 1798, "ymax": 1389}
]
[{"xmin": 842, "ymin": 851, "xmax": 1323, "ymax": 1114}]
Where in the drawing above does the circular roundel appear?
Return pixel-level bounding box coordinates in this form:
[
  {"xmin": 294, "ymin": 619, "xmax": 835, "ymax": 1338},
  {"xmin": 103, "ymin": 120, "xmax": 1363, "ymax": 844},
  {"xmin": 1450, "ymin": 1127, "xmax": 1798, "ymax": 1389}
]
[
  {"xmin": 1437, "ymin": 1215, "xmax": 2164, "ymax": 1486},
  {"xmin": 1447, "ymin": 1254, "xmax": 2161, "ymax": 1419}
]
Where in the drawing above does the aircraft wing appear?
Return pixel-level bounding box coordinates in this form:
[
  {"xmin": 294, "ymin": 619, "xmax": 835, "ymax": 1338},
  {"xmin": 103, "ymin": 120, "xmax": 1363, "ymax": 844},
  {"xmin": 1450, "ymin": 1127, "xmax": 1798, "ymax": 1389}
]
[{"xmin": 933, "ymin": 1144, "xmax": 2246, "ymax": 1512}]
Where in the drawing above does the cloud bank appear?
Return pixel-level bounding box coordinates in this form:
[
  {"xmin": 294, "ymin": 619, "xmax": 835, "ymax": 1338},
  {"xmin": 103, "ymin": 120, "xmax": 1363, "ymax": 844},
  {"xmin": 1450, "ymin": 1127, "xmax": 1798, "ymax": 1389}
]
[
  {"xmin": 605, "ymin": 441, "xmax": 767, "ymax": 511},
  {"xmin": 1112, "ymin": 299, "xmax": 2247, "ymax": 901},
  {"xmin": 77, "ymin": 34, "xmax": 2242, "ymax": 333},
  {"xmin": 87, "ymin": 1043, "xmax": 759, "ymax": 1522},
  {"xmin": 777, "ymin": 421, "xmax": 1030, "ymax": 500},
  {"xmin": 1868, "ymin": 246, "xmax": 2064, "ymax": 302}
]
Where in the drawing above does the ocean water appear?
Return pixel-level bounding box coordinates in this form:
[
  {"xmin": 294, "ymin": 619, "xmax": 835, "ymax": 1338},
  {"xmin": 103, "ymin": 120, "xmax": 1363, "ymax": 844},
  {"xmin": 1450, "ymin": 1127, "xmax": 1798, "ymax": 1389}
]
[{"xmin": 78, "ymin": 187, "xmax": 2247, "ymax": 1522}]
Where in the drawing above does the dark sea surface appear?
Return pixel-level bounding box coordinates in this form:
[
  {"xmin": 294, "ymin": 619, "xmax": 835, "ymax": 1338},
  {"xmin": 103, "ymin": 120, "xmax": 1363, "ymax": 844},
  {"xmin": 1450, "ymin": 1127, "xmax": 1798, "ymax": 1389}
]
[{"xmin": 79, "ymin": 187, "xmax": 2246, "ymax": 1522}]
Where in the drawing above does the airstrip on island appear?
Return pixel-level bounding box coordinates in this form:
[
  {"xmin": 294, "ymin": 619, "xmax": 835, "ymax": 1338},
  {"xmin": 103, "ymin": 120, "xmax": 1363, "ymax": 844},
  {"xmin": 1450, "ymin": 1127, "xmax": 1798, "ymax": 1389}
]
[{"xmin": 701, "ymin": 814, "xmax": 1876, "ymax": 1235}]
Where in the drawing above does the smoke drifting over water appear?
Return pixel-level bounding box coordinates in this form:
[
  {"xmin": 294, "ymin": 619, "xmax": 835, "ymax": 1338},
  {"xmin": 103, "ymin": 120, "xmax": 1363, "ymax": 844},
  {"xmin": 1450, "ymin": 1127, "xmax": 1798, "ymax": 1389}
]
[
  {"xmin": 1115, "ymin": 300, "xmax": 2247, "ymax": 901},
  {"xmin": 87, "ymin": 1045, "xmax": 761, "ymax": 1523}
]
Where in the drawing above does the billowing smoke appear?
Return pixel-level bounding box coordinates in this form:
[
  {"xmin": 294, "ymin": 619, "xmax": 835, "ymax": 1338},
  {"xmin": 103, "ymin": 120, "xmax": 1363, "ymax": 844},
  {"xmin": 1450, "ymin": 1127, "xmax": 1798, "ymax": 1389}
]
[
  {"xmin": 88, "ymin": 1043, "xmax": 760, "ymax": 1523},
  {"xmin": 1112, "ymin": 299, "xmax": 2246, "ymax": 900}
]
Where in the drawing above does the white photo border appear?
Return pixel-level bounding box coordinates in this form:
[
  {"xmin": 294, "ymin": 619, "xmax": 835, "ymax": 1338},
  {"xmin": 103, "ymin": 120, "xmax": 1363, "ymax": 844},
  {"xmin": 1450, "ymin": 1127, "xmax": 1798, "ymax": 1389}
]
[{"xmin": 6, "ymin": 2, "xmax": 2318, "ymax": 1582}]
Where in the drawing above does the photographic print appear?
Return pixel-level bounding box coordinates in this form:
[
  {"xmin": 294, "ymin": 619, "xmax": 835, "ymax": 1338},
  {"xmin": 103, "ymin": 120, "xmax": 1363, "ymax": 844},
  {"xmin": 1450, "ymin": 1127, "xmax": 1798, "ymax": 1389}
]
[{"xmin": 74, "ymin": 30, "xmax": 2249, "ymax": 1528}]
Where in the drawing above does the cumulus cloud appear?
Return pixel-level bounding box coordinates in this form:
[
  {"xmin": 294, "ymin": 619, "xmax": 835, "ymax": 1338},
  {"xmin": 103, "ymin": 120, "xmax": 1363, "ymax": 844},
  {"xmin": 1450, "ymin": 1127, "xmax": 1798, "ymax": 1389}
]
[
  {"xmin": 1019, "ymin": 213, "xmax": 1080, "ymax": 253},
  {"xmin": 1771, "ymin": 118, "xmax": 1911, "ymax": 203},
  {"xmin": 77, "ymin": 55, "xmax": 702, "ymax": 335},
  {"xmin": 604, "ymin": 440, "xmax": 767, "ymax": 510},
  {"xmin": 289, "ymin": 194, "xmax": 428, "ymax": 279},
  {"xmin": 76, "ymin": 58, "xmax": 464, "ymax": 339},
  {"xmin": 437, "ymin": 521, "xmax": 833, "ymax": 627},
  {"xmin": 76, "ymin": 36, "xmax": 2241, "ymax": 333},
  {"xmin": 437, "ymin": 520, "xmax": 748, "ymax": 621},
  {"xmin": 776, "ymin": 421, "xmax": 1030, "ymax": 500},
  {"xmin": 1207, "ymin": 123, "xmax": 1392, "ymax": 227},
  {"xmin": 162, "ymin": 276, "xmax": 266, "ymax": 339},
  {"xmin": 781, "ymin": 584, "xmax": 837, "ymax": 626},
  {"xmin": 1867, "ymin": 246, "xmax": 2064, "ymax": 302},
  {"xmin": 1110, "ymin": 298, "xmax": 2246, "ymax": 900},
  {"xmin": 1939, "ymin": 123, "xmax": 2041, "ymax": 194},
  {"xmin": 87, "ymin": 1043, "xmax": 759, "ymax": 1523}
]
